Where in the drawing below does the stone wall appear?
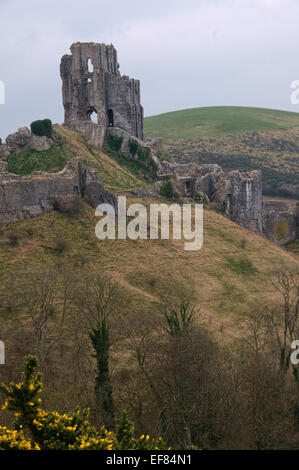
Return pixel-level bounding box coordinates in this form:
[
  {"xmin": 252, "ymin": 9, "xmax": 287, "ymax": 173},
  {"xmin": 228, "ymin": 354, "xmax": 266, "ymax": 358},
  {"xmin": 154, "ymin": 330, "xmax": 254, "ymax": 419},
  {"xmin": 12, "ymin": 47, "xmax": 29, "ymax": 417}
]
[
  {"xmin": 0, "ymin": 127, "xmax": 54, "ymax": 156},
  {"xmin": 60, "ymin": 42, "xmax": 144, "ymax": 148},
  {"xmin": 0, "ymin": 158, "xmax": 116, "ymax": 226},
  {"xmin": 157, "ymin": 160, "xmax": 263, "ymax": 234},
  {"xmin": 262, "ymin": 200, "xmax": 298, "ymax": 244}
]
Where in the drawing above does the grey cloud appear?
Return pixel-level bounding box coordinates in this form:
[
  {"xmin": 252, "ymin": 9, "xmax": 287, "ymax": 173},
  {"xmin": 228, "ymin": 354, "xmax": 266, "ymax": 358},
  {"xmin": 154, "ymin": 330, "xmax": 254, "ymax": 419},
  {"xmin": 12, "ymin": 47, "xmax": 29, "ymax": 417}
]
[{"xmin": 0, "ymin": 0, "xmax": 299, "ymax": 140}]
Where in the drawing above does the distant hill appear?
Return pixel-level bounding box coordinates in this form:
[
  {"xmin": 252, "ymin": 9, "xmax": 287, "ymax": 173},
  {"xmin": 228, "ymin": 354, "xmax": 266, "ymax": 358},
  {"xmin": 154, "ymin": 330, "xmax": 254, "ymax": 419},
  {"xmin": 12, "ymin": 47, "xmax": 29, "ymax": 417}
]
[
  {"xmin": 145, "ymin": 107, "xmax": 299, "ymax": 199},
  {"xmin": 144, "ymin": 106, "xmax": 299, "ymax": 140}
]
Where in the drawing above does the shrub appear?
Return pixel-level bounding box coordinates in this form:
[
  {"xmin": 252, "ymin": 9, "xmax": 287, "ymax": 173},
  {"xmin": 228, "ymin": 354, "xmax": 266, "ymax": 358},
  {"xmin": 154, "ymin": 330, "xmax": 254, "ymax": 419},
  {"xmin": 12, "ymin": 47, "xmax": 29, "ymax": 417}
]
[
  {"xmin": 128, "ymin": 139, "xmax": 139, "ymax": 157},
  {"xmin": 0, "ymin": 356, "xmax": 169, "ymax": 451},
  {"xmin": 274, "ymin": 220, "xmax": 289, "ymax": 240},
  {"xmin": 107, "ymin": 134, "xmax": 123, "ymax": 153},
  {"xmin": 7, "ymin": 232, "xmax": 20, "ymax": 247},
  {"xmin": 240, "ymin": 238, "xmax": 247, "ymax": 249},
  {"xmin": 137, "ymin": 146, "xmax": 151, "ymax": 162},
  {"xmin": 53, "ymin": 238, "xmax": 69, "ymax": 253},
  {"xmin": 30, "ymin": 119, "xmax": 53, "ymax": 138},
  {"xmin": 156, "ymin": 150, "xmax": 173, "ymax": 163},
  {"xmin": 159, "ymin": 181, "xmax": 178, "ymax": 200},
  {"xmin": 194, "ymin": 191, "xmax": 203, "ymax": 202}
]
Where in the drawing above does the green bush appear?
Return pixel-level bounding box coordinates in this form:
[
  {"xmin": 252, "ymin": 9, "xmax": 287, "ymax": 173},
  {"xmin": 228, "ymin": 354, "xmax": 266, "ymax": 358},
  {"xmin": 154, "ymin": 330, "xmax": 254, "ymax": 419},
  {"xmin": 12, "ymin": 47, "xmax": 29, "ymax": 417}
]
[
  {"xmin": 107, "ymin": 134, "xmax": 123, "ymax": 153},
  {"xmin": 128, "ymin": 139, "xmax": 139, "ymax": 157},
  {"xmin": 159, "ymin": 181, "xmax": 178, "ymax": 200},
  {"xmin": 137, "ymin": 146, "xmax": 151, "ymax": 162},
  {"xmin": 156, "ymin": 150, "xmax": 173, "ymax": 163},
  {"xmin": 194, "ymin": 191, "xmax": 203, "ymax": 202},
  {"xmin": 30, "ymin": 119, "xmax": 53, "ymax": 138}
]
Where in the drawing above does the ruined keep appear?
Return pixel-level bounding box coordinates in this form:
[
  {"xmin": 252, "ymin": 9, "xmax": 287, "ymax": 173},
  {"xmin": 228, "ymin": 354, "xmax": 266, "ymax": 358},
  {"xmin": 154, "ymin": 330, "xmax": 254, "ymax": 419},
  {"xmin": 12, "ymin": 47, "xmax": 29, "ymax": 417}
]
[{"xmin": 60, "ymin": 42, "xmax": 144, "ymax": 147}]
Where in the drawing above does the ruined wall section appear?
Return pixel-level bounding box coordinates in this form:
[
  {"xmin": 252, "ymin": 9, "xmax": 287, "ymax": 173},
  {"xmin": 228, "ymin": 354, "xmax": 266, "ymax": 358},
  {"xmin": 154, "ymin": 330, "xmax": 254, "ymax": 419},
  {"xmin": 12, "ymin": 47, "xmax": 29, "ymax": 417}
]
[
  {"xmin": 216, "ymin": 170, "xmax": 263, "ymax": 234},
  {"xmin": 60, "ymin": 42, "xmax": 144, "ymax": 148},
  {"xmin": 0, "ymin": 158, "xmax": 116, "ymax": 226},
  {"xmin": 158, "ymin": 159, "xmax": 263, "ymax": 235},
  {"xmin": 262, "ymin": 201, "xmax": 298, "ymax": 245}
]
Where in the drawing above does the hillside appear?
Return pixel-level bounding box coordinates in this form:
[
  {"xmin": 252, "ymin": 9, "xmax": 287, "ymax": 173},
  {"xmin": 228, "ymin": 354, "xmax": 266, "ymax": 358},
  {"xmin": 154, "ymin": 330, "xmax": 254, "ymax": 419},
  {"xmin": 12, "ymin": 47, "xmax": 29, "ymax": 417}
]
[
  {"xmin": 1, "ymin": 125, "xmax": 298, "ymax": 336},
  {"xmin": 6, "ymin": 125, "xmax": 152, "ymax": 193},
  {"xmin": 145, "ymin": 107, "xmax": 299, "ymax": 198},
  {"xmin": 145, "ymin": 106, "xmax": 299, "ymax": 140},
  {"xmin": 1, "ymin": 125, "xmax": 299, "ymax": 448},
  {"xmin": 1, "ymin": 197, "xmax": 298, "ymax": 339}
]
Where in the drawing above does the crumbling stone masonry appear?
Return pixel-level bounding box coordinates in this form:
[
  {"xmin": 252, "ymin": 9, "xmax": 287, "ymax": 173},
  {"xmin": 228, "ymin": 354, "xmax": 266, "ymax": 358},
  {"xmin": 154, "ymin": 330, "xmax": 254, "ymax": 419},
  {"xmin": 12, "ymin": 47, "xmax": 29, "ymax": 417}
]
[
  {"xmin": 60, "ymin": 42, "xmax": 144, "ymax": 148},
  {"xmin": 262, "ymin": 200, "xmax": 299, "ymax": 245},
  {"xmin": 0, "ymin": 158, "xmax": 116, "ymax": 226},
  {"xmin": 156, "ymin": 161, "xmax": 263, "ymax": 234}
]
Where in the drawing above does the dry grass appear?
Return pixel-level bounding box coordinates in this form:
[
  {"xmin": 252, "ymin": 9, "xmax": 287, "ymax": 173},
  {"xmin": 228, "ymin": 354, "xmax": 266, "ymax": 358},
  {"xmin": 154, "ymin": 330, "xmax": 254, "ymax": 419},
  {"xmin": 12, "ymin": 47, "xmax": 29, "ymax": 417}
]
[{"xmin": 1, "ymin": 198, "xmax": 298, "ymax": 343}]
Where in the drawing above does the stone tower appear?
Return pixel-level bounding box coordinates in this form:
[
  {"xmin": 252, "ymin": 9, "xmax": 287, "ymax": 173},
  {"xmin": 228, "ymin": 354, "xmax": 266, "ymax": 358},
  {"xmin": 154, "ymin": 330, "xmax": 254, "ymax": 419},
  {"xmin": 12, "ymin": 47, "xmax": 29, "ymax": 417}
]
[{"xmin": 60, "ymin": 42, "xmax": 144, "ymax": 147}]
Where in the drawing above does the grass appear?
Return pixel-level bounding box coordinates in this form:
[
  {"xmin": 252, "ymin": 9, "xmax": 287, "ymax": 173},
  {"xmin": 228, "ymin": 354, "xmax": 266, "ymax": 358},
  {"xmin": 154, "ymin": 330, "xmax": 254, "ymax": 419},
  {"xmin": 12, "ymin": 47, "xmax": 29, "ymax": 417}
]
[
  {"xmin": 6, "ymin": 125, "xmax": 149, "ymax": 193},
  {"xmin": 0, "ymin": 200, "xmax": 298, "ymax": 340},
  {"xmin": 1, "ymin": 122, "xmax": 298, "ymax": 335},
  {"xmin": 144, "ymin": 106, "xmax": 299, "ymax": 140},
  {"xmin": 7, "ymin": 139, "xmax": 69, "ymax": 175},
  {"xmin": 144, "ymin": 106, "xmax": 299, "ymax": 199}
]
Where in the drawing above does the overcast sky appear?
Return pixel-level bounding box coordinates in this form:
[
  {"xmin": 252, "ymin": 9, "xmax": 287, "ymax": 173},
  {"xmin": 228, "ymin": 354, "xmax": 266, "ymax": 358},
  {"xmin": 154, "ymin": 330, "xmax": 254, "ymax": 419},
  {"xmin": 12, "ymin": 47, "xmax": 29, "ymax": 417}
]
[{"xmin": 0, "ymin": 0, "xmax": 299, "ymax": 140}]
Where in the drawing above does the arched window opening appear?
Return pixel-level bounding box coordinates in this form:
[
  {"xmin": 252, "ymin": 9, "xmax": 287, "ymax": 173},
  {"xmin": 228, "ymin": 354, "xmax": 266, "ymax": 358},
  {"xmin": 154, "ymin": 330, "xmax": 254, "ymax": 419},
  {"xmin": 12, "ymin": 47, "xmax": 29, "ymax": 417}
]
[
  {"xmin": 90, "ymin": 111, "xmax": 98, "ymax": 124},
  {"xmin": 107, "ymin": 109, "xmax": 114, "ymax": 127},
  {"xmin": 88, "ymin": 58, "xmax": 94, "ymax": 73},
  {"xmin": 87, "ymin": 107, "xmax": 98, "ymax": 124}
]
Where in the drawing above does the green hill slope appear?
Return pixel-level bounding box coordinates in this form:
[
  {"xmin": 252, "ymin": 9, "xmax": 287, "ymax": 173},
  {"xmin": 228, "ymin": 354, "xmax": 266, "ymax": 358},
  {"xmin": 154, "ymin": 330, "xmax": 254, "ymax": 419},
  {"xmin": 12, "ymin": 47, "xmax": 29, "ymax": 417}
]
[
  {"xmin": 144, "ymin": 106, "xmax": 299, "ymax": 140},
  {"xmin": 6, "ymin": 125, "xmax": 152, "ymax": 193},
  {"xmin": 145, "ymin": 107, "xmax": 299, "ymax": 198}
]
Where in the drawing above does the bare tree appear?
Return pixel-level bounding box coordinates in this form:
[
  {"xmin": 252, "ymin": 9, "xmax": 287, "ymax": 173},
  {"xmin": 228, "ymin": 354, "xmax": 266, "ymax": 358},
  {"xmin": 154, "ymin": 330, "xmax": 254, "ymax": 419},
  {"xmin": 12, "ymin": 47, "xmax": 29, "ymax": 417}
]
[
  {"xmin": 268, "ymin": 270, "xmax": 299, "ymax": 379},
  {"xmin": 5, "ymin": 266, "xmax": 72, "ymax": 371}
]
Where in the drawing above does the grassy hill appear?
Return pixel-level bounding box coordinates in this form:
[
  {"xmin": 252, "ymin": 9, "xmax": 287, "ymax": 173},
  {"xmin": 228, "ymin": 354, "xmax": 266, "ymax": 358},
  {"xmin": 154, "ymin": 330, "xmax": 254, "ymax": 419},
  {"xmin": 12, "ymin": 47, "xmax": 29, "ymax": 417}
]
[
  {"xmin": 145, "ymin": 106, "xmax": 299, "ymax": 140},
  {"xmin": 145, "ymin": 107, "xmax": 299, "ymax": 199},
  {"xmin": 6, "ymin": 125, "xmax": 152, "ymax": 193},
  {"xmin": 1, "ymin": 124, "xmax": 298, "ymax": 337},
  {"xmin": 1, "ymin": 197, "xmax": 298, "ymax": 341},
  {"xmin": 1, "ymin": 125, "xmax": 298, "ymax": 441}
]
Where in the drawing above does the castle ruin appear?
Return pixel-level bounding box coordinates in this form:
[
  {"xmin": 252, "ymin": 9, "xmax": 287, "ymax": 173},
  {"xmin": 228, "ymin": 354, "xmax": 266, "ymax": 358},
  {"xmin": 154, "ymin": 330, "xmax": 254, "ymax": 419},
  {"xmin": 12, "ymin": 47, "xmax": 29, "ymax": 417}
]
[{"xmin": 60, "ymin": 42, "xmax": 144, "ymax": 147}]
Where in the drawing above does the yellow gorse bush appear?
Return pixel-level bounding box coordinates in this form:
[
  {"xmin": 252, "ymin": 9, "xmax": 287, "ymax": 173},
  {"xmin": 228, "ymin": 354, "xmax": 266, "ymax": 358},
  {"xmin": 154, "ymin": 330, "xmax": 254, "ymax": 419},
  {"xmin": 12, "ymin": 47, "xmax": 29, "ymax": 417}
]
[{"xmin": 0, "ymin": 356, "xmax": 169, "ymax": 451}]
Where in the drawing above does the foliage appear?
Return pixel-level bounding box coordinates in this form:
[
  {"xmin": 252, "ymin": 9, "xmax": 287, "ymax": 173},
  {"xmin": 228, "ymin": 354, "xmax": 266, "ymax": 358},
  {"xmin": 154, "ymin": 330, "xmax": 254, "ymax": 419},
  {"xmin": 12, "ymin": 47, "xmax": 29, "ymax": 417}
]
[
  {"xmin": 7, "ymin": 144, "xmax": 67, "ymax": 176},
  {"xmin": 274, "ymin": 220, "xmax": 289, "ymax": 240},
  {"xmin": 0, "ymin": 356, "xmax": 169, "ymax": 451},
  {"xmin": 159, "ymin": 181, "xmax": 178, "ymax": 200},
  {"xmin": 107, "ymin": 134, "xmax": 123, "ymax": 153},
  {"xmin": 128, "ymin": 139, "xmax": 139, "ymax": 157},
  {"xmin": 226, "ymin": 256, "xmax": 257, "ymax": 276},
  {"xmin": 162, "ymin": 301, "xmax": 194, "ymax": 337},
  {"xmin": 156, "ymin": 150, "xmax": 173, "ymax": 163},
  {"xmin": 31, "ymin": 119, "xmax": 53, "ymax": 138},
  {"xmin": 194, "ymin": 191, "xmax": 203, "ymax": 202},
  {"xmin": 137, "ymin": 146, "xmax": 150, "ymax": 162},
  {"xmin": 90, "ymin": 323, "xmax": 115, "ymax": 429}
]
